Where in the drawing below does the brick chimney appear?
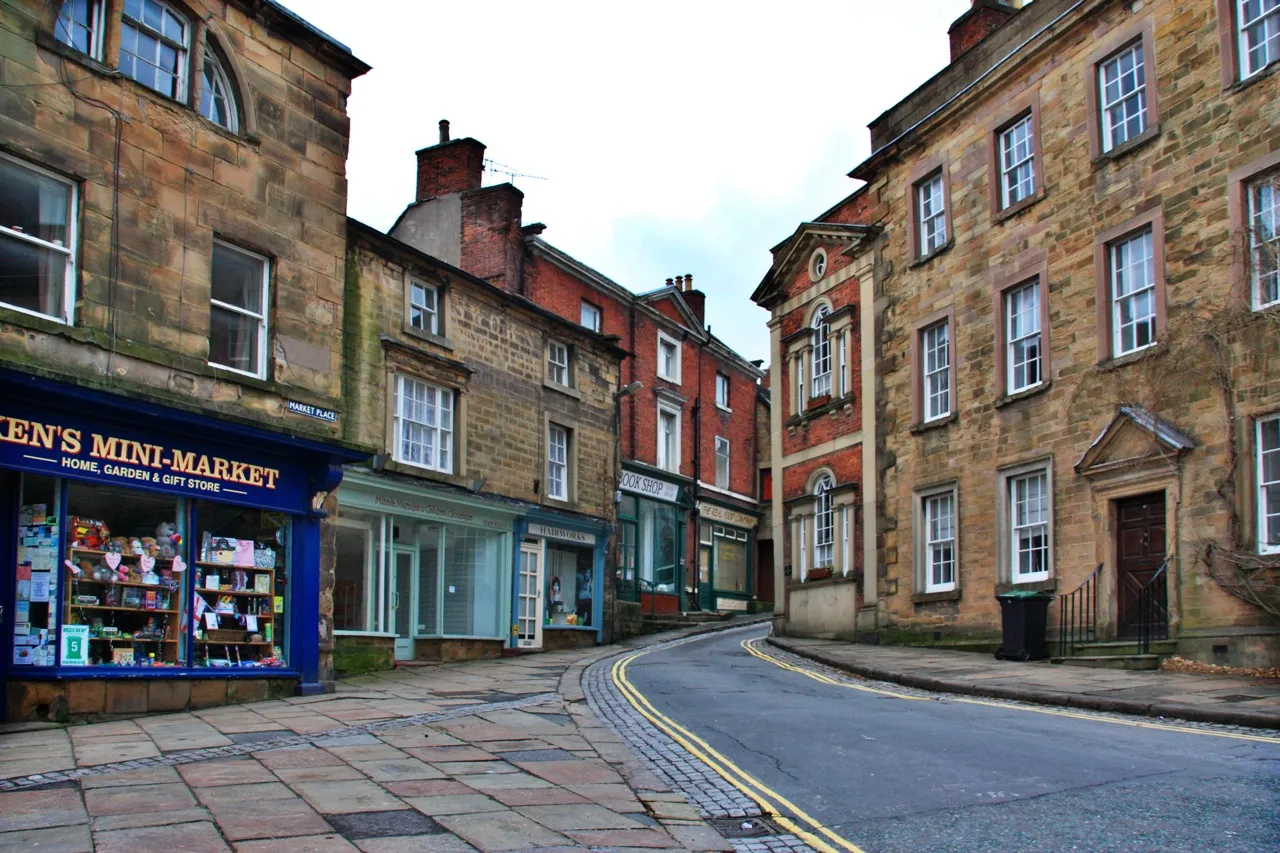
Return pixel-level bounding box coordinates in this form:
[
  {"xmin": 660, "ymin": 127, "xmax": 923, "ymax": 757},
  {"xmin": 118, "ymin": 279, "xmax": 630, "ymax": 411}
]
[
  {"xmin": 681, "ymin": 273, "xmax": 706, "ymax": 326},
  {"xmin": 948, "ymin": 0, "xmax": 1017, "ymax": 62},
  {"xmin": 415, "ymin": 118, "xmax": 487, "ymax": 200}
]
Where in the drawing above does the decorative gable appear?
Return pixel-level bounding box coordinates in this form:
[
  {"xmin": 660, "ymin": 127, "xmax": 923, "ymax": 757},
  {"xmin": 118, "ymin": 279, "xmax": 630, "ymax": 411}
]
[{"xmin": 1075, "ymin": 406, "xmax": 1195, "ymax": 479}]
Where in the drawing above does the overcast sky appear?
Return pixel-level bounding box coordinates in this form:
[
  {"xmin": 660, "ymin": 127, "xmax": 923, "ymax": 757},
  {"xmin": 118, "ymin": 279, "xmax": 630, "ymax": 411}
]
[{"xmin": 283, "ymin": 1, "xmax": 971, "ymax": 364}]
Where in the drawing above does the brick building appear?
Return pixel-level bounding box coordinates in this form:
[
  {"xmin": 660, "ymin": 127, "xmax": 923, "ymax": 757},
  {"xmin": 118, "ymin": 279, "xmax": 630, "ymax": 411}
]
[
  {"xmin": 0, "ymin": 0, "xmax": 369, "ymax": 719},
  {"xmin": 330, "ymin": 220, "xmax": 623, "ymax": 665},
  {"xmin": 392, "ymin": 123, "xmax": 766, "ymax": 629},
  {"xmin": 763, "ymin": 0, "xmax": 1280, "ymax": 666}
]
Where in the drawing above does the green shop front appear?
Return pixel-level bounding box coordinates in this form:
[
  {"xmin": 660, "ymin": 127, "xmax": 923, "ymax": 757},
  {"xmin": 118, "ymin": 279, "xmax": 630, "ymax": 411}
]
[
  {"xmin": 695, "ymin": 500, "xmax": 758, "ymax": 612},
  {"xmin": 617, "ymin": 465, "xmax": 690, "ymax": 615}
]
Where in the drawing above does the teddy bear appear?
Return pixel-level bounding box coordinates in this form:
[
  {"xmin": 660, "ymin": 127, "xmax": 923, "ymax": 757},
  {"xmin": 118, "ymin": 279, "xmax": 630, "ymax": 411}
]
[
  {"xmin": 70, "ymin": 517, "xmax": 108, "ymax": 550},
  {"xmin": 155, "ymin": 522, "xmax": 182, "ymax": 559}
]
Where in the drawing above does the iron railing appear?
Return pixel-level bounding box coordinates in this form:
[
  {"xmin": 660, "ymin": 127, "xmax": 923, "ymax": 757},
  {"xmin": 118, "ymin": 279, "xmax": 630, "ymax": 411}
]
[
  {"xmin": 1057, "ymin": 563, "xmax": 1103, "ymax": 658},
  {"xmin": 1136, "ymin": 559, "xmax": 1170, "ymax": 655}
]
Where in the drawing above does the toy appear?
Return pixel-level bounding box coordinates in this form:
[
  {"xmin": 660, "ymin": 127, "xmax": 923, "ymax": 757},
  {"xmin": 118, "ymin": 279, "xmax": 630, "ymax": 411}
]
[
  {"xmin": 140, "ymin": 569, "xmax": 161, "ymax": 585},
  {"xmin": 128, "ymin": 538, "xmax": 145, "ymax": 556},
  {"xmin": 69, "ymin": 517, "xmax": 109, "ymax": 550},
  {"xmin": 155, "ymin": 522, "xmax": 182, "ymax": 559},
  {"xmin": 91, "ymin": 565, "xmax": 113, "ymax": 583},
  {"xmin": 140, "ymin": 537, "xmax": 159, "ymax": 557},
  {"xmin": 231, "ymin": 570, "xmax": 248, "ymax": 591},
  {"xmin": 105, "ymin": 537, "xmax": 128, "ymax": 554}
]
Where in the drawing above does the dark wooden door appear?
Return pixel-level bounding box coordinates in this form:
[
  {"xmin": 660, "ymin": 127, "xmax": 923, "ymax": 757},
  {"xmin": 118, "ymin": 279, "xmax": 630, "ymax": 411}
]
[{"xmin": 1115, "ymin": 492, "xmax": 1167, "ymax": 638}]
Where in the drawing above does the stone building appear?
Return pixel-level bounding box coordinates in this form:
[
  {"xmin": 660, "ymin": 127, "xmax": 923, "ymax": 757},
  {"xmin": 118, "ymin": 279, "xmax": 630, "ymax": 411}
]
[
  {"xmin": 763, "ymin": 0, "xmax": 1280, "ymax": 667},
  {"xmin": 391, "ymin": 123, "xmax": 766, "ymax": 633},
  {"xmin": 0, "ymin": 0, "xmax": 369, "ymax": 719},
  {"xmin": 330, "ymin": 220, "xmax": 623, "ymax": 665}
]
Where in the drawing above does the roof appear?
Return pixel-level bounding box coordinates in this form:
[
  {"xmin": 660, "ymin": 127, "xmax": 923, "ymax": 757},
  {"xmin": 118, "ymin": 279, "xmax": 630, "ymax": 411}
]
[
  {"xmin": 257, "ymin": 0, "xmax": 371, "ymax": 77},
  {"xmin": 751, "ymin": 222, "xmax": 878, "ymax": 307}
]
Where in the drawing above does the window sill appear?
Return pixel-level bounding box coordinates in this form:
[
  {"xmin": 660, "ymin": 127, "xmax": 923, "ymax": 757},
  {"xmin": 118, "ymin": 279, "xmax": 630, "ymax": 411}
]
[
  {"xmin": 787, "ymin": 571, "xmax": 860, "ymax": 592},
  {"xmin": 785, "ymin": 393, "xmax": 855, "ymax": 427},
  {"xmin": 1096, "ymin": 342, "xmax": 1165, "ymax": 372},
  {"xmin": 1228, "ymin": 58, "xmax": 1280, "ymax": 95},
  {"xmin": 909, "ymin": 239, "xmax": 954, "ymax": 269},
  {"xmin": 994, "ymin": 380, "xmax": 1052, "ymax": 409},
  {"xmin": 402, "ymin": 324, "xmax": 454, "ymax": 350},
  {"xmin": 544, "ymin": 380, "xmax": 581, "ymax": 400},
  {"xmin": 716, "ymin": 405, "xmax": 732, "ymax": 414},
  {"xmin": 910, "ymin": 411, "xmax": 957, "ymax": 435},
  {"xmin": 333, "ymin": 630, "xmax": 397, "ymax": 638},
  {"xmin": 995, "ymin": 578, "xmax": 1057, "ymax": 595},
  {"xmin": 1092, "ymin": 125, "xmax": 1160, "ymax": 167},
  {"xmin": 912, "ymin": 589, "xmax": 960, "ymax": 604},
  {"xmin": 992, "ymin": 189, "xmax": 1045, "ymax": 225},
  {"xmin": 35, "ymin": 32, "xmax": 118, "ymax": 78},
  {"xmin": 657, "ymin": 373, "xmax": 680, "ymax": 385}
]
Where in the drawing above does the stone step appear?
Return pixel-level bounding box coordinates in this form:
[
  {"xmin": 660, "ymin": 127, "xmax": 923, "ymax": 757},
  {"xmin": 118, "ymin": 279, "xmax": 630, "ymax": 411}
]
[
  {"xmin": 1067, "ymin": 640, "xmax": 1176, "ymax": 657},
  {"xmin": 1050, "ymin": 654, "xmax": 1163, "ymax": 670}
]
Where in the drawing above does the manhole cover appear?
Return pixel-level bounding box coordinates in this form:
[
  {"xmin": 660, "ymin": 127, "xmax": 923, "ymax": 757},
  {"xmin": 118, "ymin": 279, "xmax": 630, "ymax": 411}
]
[{"xmin": 708, "ymin": 817, "xmax": 779, "ymax": 838}]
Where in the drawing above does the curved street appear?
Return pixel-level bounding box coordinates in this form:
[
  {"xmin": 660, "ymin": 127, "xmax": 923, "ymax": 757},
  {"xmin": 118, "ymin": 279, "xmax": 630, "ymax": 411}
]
[{"xmin": 616, "ymin": 626, "xmax": 1280, "ymax": 853}]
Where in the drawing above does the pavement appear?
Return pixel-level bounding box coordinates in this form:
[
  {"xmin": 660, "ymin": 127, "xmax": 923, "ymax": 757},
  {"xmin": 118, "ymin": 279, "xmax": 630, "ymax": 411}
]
[
  {"xmin": 0, "ymin": 614, "xmax": 769, "ymax": 853},
  {"xmin": 769, "ymin": 635, "xmax": 1280, "ymax": 729}
]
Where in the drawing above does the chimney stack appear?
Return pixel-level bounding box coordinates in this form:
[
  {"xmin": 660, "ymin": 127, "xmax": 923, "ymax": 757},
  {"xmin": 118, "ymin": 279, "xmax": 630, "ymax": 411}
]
[
  {"xmin": 439, "ymin": 119, "xmax": 450, "ymax": 143},
  {"xmin": 948, "ymin": 0, "xmax": 1017, "ymax": 62},
  {"xmin": 415, "ymin": 119, "xmax": 486, "ymax": 201},
  {"xmin": 681, "ymin": 272, "xmax": 705, "ymax": 325},
  {"xmin": 666, "ymin": 277, "xmax": 674, "ymax": 288}
]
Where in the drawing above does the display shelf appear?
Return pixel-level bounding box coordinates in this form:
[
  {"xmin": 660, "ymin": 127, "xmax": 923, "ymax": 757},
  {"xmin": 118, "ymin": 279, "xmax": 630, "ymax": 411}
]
[
  {"xmin": 89, "ymin": 637, "xmax": 177, "ymax": 643},
  {"xmin": 71, "ymin": 578, "xmax": 181, "ymax": 591},
  {"xmin": 195, "ymin": 587, "xmax": 273, "ymax": 598},
  {"xmin": 195, "ymin": 561, "xmax": 276, "ymax": 571},
  {"xmin": 69, "ymin": 604, "xmax": 178, "ymax": 614},
  {"xmin": 70, "ymin": 548, "xmax": 177, "ymax": 561},
  {"xmin": 194, "ymin": 639, "xmax": 273, "ymax": 646}
]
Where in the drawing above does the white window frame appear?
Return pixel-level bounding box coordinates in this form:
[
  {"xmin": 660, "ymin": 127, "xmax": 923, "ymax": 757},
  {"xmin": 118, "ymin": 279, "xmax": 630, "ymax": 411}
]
[
  {"xmin": 657, "ymin": 330, "xmax": 681, "ymax": 382},
  {"xmin": 209, "ymin": 239, "xmax": 269, "ymax": 379},
  {"xmin": 1258, "ymin": 414, "xmax": 1280, "ymax": 554},
  {"xmin": 199, "ymin": 45, "xmax": 239, "ymax": 133},
  {"xmin": 922, "ymin": 490, "xmax": 957, "ymax": 593},
  {"xmin": 1238, "ymin": 0, "xmax": 1280, "ymax": 80},
  {"xmin": 922, "ymin": 320, "xmax": 951, "ymax": 422},
  {"xmin": 811, "ymin": 305, "xmax": 832, "ymax": 398},
  {"xmin": 999, "ymin": 114, "xmax": 1037, "ymax": 209},
  {"xmin": 838, "ymin": 330, "xmax": 848, "ymax": 398},
  {"xmin": 917, "ymin": 173, "xmax": 947, "ymax": 255},
  {"xmin": 1248, "ymin": 172, "xmax": 1280, "ymax": 311},
  {"xmin": 657, "ymin": 403, "xmax": 681, "ymax": 472},
  {"xmin": 547, "ymin": 423, "xmax": 569, "ymax": 502},
  {"xmin": 840, "ymin": 506, "xmax": 851, "ymax": 575},
  {"xmin": 1006, "ymin": 279, "xmax": 1043, "ymax": 394},
  {"xmin": 813, "ymin": 476, "xmax": 834, "ymax": 570},
  {"xmin": 55, "ymin": 0, "xmax": 105, "ymax": 60},
  {"xmin": 1110, "ymin": 229, "xmax": 1157, "ymax": 357},
  {"xmin": 797, "ymin": 518, "xmax": 807, "ymax": 580},
  {"xmin": 715, "ymin": 436, "xmax": 730, "ymax": 489},
  {"xmin": 120, "ymin": 0, "xmax": 191, "ymax": 101},
  {"xmin": 580, "ymin": 300, "xmax": 601, "ymax": 332},
  {"xmin": 1098, "ymin": 41, "xmax": 1147, "ymax": 153},
  {"xmin": 0, "ymin": 152, "xmax": 78, "ymax": 326},
  {"xmin": 793, "ymin": 355, "xmax": 805, "ymax": 414},
  {"xmin": 1010, "ymin": 470, "xmax": 1052, "ymax": 583},
  {"xmin": 715, "ymin": 372, "xmax": 731, "ymax": 410},
  {"xmin": 408, "ymin": 279, "xmax": 439, "ymax": 334},
  {"xmin": 393, "ymin": 374, "xmax": 454, "ymax": 474},
  {"xmin": 547, "ymin": 339, "xmax": 570, "ymax": 387}
]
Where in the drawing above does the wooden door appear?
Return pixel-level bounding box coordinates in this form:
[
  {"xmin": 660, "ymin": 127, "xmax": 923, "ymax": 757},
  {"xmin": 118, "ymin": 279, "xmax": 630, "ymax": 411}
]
[{"xmin": 1115, "ymin": 492, "xmax": 1167, "ymax": 638}]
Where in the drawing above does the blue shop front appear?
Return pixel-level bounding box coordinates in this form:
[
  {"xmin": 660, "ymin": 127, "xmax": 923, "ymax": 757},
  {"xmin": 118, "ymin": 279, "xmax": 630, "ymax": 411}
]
[
  {"xmin": 0, "ymin": 369, "xmax": 359, "ymax": 722},
  {"xmin": 514, "ymin": 510, "xmax": 610, "ymax": 652}
]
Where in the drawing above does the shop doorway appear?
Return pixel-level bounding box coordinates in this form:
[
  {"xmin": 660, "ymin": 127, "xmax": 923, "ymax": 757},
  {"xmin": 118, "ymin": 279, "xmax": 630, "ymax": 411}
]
[
  {"xmin": 392, "ymin": 547, "xmax": 416, "ymax": 660},
  {"xmin": 517, "ymin": 540, "xmax": 543, "ymax": 649},
  {"xmin": 1115, "ymin": 492, "xmax": 1167, "ymax": 639}
]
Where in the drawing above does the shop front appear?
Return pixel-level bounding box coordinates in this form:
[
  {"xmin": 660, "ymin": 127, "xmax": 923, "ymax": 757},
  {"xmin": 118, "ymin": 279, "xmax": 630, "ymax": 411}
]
[
  {"xmin": 695, "ymin": 500, "xmax": 758, "ymax": 612},
  {"xmin": 332, "ymin": 471, "xmax": 517, "ymax": 663},
  {"xmin": 617, "ymin": 466, "xmax": 688, "ymax": 615},
  {"xmin": 515, "ymin": 517, "xmax": 609, "ymax": 652},
  {"xmin": 0, "ymin": 370, "xmax": 355, "ymax": 722}
]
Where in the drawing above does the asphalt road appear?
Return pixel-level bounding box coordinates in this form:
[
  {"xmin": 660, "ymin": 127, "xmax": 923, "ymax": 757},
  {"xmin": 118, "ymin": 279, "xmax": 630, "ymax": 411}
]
[{"xmin": 625, "ymin": 627, "xmax": 1280, "ymax": 853}]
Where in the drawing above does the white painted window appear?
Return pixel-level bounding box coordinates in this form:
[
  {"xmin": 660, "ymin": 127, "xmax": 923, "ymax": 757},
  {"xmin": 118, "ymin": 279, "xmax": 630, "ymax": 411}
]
[
  {"xmin": 547, "ymin": 423, "xmax": 568, "ymax": 501},
  {"xmin": 814, "ymin": 476, "xmax": 834, "ymax": 569},
  {"xmin": 922, "ymin": 320, "xmax": 950, "ymax": 422},
  {"xmin": 199, "ymin": 46, "xmax": 238, "ymax": 132},
  {"xmin": 841, "ymin": 506, "xmax": 851, "ymax": 575},
  {"xmin": 209, "ymin": 240, "xmax": 269, "ymax": 378},
  {"xmin": 657, "ymin": 330, "xmax": 681, "ymax": 382},
  {"xmin": 1248, "ymin": 172, "xmax": 1280, "ymax": 310},
  {"xmin": 1258, "ymin": 414, "xmax": 1280, "ymax": 554},
  {"xmin": 0, "ymin": 153, "xmax": 77, "ymax": 324},
  {"xmin": 1006, "ymin": 279, "xmax": 1042, "ymax": 393},
  {"xmin": 657, "ymin": 405, "xmax": 680, "ymax": 472},
  {"xmin": 793, "ymin": 356, "xmax": 805, "ymax": 414},
  {"xmin": 1239, "ymin": 0, "xmax": 1280, "ymax": 79},
  {"xmin": 1110, "ymin": 229, "xmax": 1157, "ymax": 357},
  {"xmin": 716, "ymin": 372, "xmax": 730, "ymax": 409},
  {"xmin": 120, "ymin": 0, "xmax": 189, "ymax": 100},
  {"xmin": 1011, "ymin": 471, "xmax": 1051, "ymax": 582},
  {"xmin": 1099, "ymin": 42, "xmax": 1147, "ymax": 152},
  {"xmin": 409, "ymin": 279, "xmax": 438, "ymax": 334},
  {"xmin": 924, "ymin": 491, "xmax": 956, "ymax": 592},
  {"xmin": 55, "ymin": 0, "xmax": 104, "ymax": 59},
  {"xmin": 917, "ymin": 173, "xmax": 947, "ymax": 255},
  {"xmin": 715, "ymin": 436, "xmax": 730, "ymax": 489},
  {"xmin": 838, "ymin": 330, "xmax": 848, "ymax": 397},
  {"xmin": 393, "ymin": 375, "xmax": 453, "ymax": 473},
  {"xmin": 580, "ymin": 301, "xmax": 601, "ymax": 332},
  {"xmin": 811, "ymin": 305, "xmax": 832, "ymax": 398},
  {"xmin": 999, "ymin": 114, "xmax": 1036, "ymax": 209},
  {"xmin": 547, "ymin": 339, "xmax": 570, "ymax": 386},
  {"xmin": 798, "ymin": 518, "xmax": 807, "ymax": 579}
]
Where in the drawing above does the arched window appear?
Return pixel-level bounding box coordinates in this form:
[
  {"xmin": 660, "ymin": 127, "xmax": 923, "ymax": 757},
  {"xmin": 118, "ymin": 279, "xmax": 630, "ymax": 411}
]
[
  {"xmin": 55, "ymin": 0, "xmax": 104, "ymax": 59},
  {"xmin": 811, "ymin": 304, "xmax": 831, "ymax": 398},
  {"xmin": 119, "ymin": 0, "xmax": 190, "ymax": 100},
  {"xmin": 814, "ymin": 475, "xmax": 834, "ymax": 569},
  {"xmin": 200, "ymin": 45, "xmax": 239, "ymax": 132}
]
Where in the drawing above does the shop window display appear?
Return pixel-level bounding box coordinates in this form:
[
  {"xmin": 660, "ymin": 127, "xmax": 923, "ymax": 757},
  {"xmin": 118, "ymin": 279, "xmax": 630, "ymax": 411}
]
[
  {"xmin": 12, "ymin": 474, "xmax": 61, "ymax": 667},
  {"xmin": 545, "ymin": 546, "xmax": 593, "ymax": 627}
]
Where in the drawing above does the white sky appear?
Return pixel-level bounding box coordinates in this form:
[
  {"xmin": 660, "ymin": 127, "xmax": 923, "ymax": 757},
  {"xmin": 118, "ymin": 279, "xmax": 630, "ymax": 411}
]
[{"xmin": 282, "ymin": 1, "xmax": 972, "ymax": 364}]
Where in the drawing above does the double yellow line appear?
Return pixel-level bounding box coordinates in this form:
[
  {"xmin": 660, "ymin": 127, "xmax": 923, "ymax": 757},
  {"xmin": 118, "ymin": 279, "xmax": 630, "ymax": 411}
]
[{"xmin": 611, "ymin": 642, "xmax": 866, "ymax": 853}]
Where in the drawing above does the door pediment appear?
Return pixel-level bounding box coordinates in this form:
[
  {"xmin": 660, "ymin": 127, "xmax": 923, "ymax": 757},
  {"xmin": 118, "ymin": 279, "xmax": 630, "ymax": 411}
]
[{"xmin": 1075, "ymin": 406, "xmax": 1195, "ymax": 479}]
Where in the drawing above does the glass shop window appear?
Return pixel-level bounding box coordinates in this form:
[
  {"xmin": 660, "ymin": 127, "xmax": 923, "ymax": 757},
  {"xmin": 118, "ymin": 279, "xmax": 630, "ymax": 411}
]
[
  {"xmin": 12, "ymin": 474, "xmax": 62, "ymax": 667},
  {"xmin": 194, "ymin": 501, "xmax": 289, "ymax": 669},
  {"xmin": 63, "ymin": 482, "xmax": 185, "ymax": 668},
  {"xmin": 334, "ymin": 511, "xmax": 373, "ymax": 632},
  {"xmin": 546, "ymin": 546, "xmax": 593, "ymax": 628},
  {"xmin": 699, "ymin": 522, "xmax": 712, "ymax": 591},
  {"xmin": 417, "ymin": 522, "xmax": 442, "ymax": 637},
  {"xmin": 713, "ymin": 526, "xmax": 750, "ymax": 593},
  {"xmin": 639, "ymin": 500, "xmax": 679, "ymax": 593},
  {"xmin": 442, "ymin": 526, "xmax": 503, "ymax": 637}
]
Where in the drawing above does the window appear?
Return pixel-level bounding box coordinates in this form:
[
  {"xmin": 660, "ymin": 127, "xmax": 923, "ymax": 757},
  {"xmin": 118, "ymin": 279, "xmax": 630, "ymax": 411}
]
[
  {"xmin": 838, "ymin": 330, "xmax": 848, "ymax": 398},
  {"xmin": 547, "ymin": 423, "xmax": 569, "ymax": 501},
  {"xmin": 999, "ymin": 114, "xmax": 1037, "ymax": 209},
  {"xmin": 580, "ymin": 301, "xmax": 601, "ymax": 332},
  {"xmin": 1010, "ymin": 471, "xmax": 1050, "ymax": 582},
  {"xmin": 657, "ymin": 405, "xmax": 680, "ymax": 472},
  {"xmin": 199, "ymin": 46, "xmax": 238, "ymax": 132},
  {"xmin": 1110, "ymin": 229, "xmax": 1157, "ymax": 357},
  {"xmin": 209, "ymin": 240, "xmax": 268, "ymax": 378},
  {"xmin": 408, "ymin": 280, "xmax": 438, "ymax": 334},
  {"xmin": 547, "ymin": 340, "xmax": 570, "ymax": 387},
  {"xmin": 1259, "ymin": 415, "xmax": 1280, "ymax": 553},
  {"xmin": 55, "ymin": 0, "xmax": 104, "ymax": 59},
  {"xmin": 841, "ymin": 506, "xmax": 851, "ymax": 576},
  {"xmin": 1239, "ymin": 0, "xmax": 1280, "ymax": 79},
  {"xmin": 809, "ymin": 248, "xmax": 828, "ymax": 282},
  {"xmin": 715, "ymin": 372, "xmax": 731, "ymax": 409},
  {"xmin": 657, "ymin": 331, "xmax": 681, "ymax": 382},
  {"xmin": 811, "ymin": 305, "xmax": 832, "ymax": 398},
  {"xmin": 120, "ymin": 0, "xmax": 190, "ymax": 100},
  {"xmin": 793, "ymin": 355, "xmax": 805, "ymax": 415},
  {"xmin": 0, "ymin": 154, "xmax": 76, "ymax": 324},
  {"xmin": 715, "ymin": 436, "xmax": 730, "ymax": 489},
  {"xmin": 1248, "ymin": 172, "xmax": 1280, "ymax": 309},
  {"xmin": 1098, "ymin": 42, "xmax": 1147, "ymax": 152},
  {"xmin": 922, "ymin": 320, "xmax": 951, "ymax": 422},
  {"xmin": 1006, "ymin": 280, "xmax": 1043, "ymax": 393},
  {"xmin": 393, "ymin": 375, "xmax": 453, "ymax": 473},
  {"xmin": 923, "ymin": 491, "xmax": 956, "ymax": 593},
  {"xmin": 813, "ymin": 476, "xmax": 834, "ymax": 569},
  {"xmin": 917, "ymin": 173, "xmax": 947, "ymax": 256}
]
